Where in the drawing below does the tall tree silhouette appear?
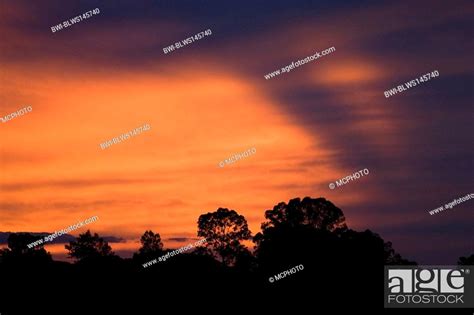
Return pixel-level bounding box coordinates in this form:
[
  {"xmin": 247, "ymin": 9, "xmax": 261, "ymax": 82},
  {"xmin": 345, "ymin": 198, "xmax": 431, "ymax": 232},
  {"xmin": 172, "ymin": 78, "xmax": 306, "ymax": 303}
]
[
  {"xmin": 139, "ymin": 230, "xmax": 163, "ymax": 253},
  {"xmin": 254, "ymin": 197, "xmax": 413, "ymax": 268},
  {"xmin": 197, "ymin": 208, "xmax": 251, "ymax": 266},
  {"xmin": 133, "ymin": 230, "xmax": 164, "ymax": 261},
  {"xmin": 260, "ymin": 196, "xmax": 347, "ymax": 231},
  {"xmin": 65, "ymin": 230, "xmax": 114, "ymax": 262},
  {"xmin": 254, "ymin": 197, "xmax": 347, "ymax": 261},
  {"xmin": 252, "ymin": 197, "xmax": 414, "ymax": 310}
]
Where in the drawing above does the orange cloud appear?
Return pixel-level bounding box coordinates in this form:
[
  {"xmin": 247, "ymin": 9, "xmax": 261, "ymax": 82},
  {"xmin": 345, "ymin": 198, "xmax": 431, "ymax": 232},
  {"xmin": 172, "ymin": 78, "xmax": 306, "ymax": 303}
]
[{"xmin": 0, "ymin": 63, "xmax": 344, "ymax": 256}]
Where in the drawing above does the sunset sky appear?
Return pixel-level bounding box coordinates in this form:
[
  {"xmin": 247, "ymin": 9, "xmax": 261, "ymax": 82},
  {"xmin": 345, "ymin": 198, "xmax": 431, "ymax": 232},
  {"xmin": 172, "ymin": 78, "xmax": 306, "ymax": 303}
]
[{"xmin": 1, "ymin": 0, "xmax": 472, "ymax": 263}]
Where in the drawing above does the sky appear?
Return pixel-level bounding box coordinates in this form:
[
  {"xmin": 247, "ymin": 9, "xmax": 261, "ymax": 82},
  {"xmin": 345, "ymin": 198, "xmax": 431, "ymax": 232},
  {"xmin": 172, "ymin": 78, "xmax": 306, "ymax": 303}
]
[{"xmin": 0, "ymin": 0, "xmax": 472, "ymax": 263}]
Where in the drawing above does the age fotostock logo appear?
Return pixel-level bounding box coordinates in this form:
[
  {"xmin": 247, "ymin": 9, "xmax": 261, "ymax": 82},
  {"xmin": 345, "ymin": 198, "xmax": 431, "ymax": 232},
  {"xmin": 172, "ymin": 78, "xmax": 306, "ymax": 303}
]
[{"xmin": 384, "ymin": 266, "xmax": 474, "ymax": 308}]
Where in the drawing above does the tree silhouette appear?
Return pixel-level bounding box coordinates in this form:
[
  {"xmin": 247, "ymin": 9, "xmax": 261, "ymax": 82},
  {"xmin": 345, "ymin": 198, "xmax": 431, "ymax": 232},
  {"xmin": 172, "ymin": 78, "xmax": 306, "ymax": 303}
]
[
  {"xmin": 8, "ymin": 233, "xmax": 43, "ymax": 254},
  {"xmin": 138, "ymin": 230, "xmax": 163, "ymax": 254},
  {"xmin": 251, "ymin": 197, "xmax": 416, "ymax": 310},
  {"xmin": 133, "ymin": 230, "xmax": 164, "ymax": 262},
  {"xmin": 197, "ymin": 208, "xmax": 252, "ymax": 266},
  {"xmin": 65, "ymin": 230, "xmax": 114, "ymax": 262},
  {"xmin": 0, "ymin": 197, "xmax": 432, "ymax": 313},
  {"xmin": 0, "ymin": 232, "xmax": 51, "ymax": 264},
  {"xmin": 458, "ymin": 254, "xmax": 474, "ymax": 265},
  {"xmin": 254, "ymin": 197, "xmax": 347, "ymax": 259},
  {"xmin": 384, "ymin": 240, "xmax": 417, "ymax": 265},
  {"xmin": 260, "ymin": 197, "xmax": 347, "ymax": 231},
  {"xmin": 254, "ymin": 197, "xmax": 414, "ymax": 269}
]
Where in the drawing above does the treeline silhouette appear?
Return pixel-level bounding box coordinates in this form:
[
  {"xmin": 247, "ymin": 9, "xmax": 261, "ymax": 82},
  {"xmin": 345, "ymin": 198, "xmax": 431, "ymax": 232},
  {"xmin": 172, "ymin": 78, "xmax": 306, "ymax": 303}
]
[{"xmin": 0, "ymin": 197, "xmax": 472, "ymax": 314}]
